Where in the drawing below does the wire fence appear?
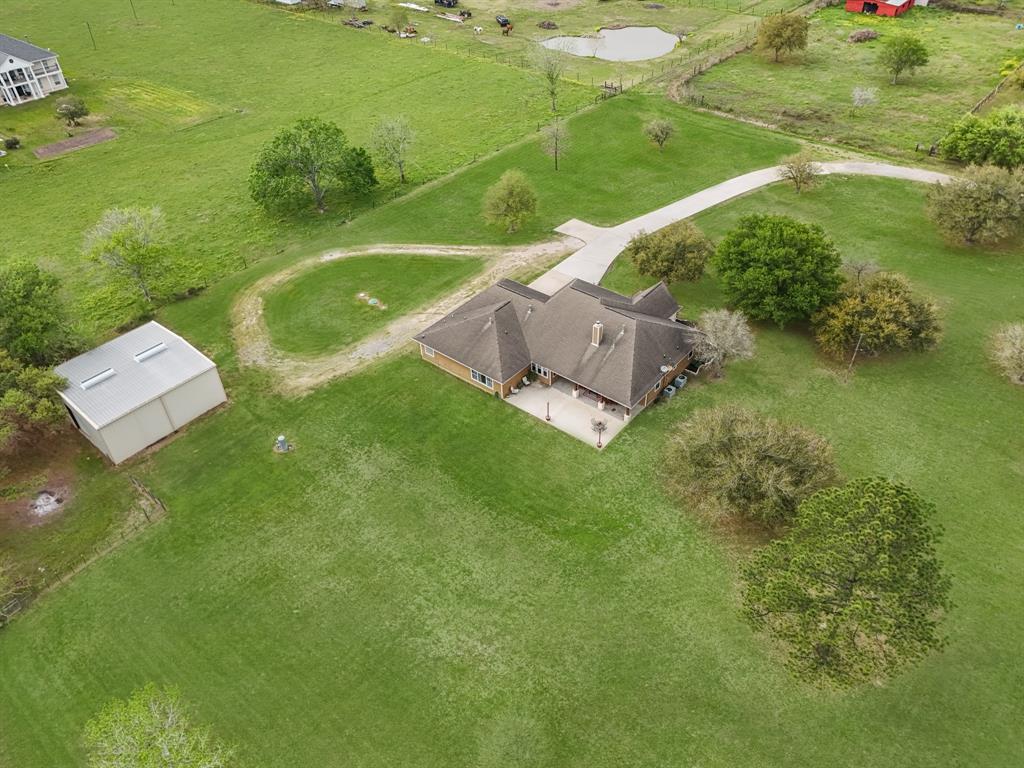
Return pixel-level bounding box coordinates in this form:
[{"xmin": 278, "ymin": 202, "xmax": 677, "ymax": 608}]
[{"xmin": 0, "ymin": 477, "xmax": 167, "ymax": 629}]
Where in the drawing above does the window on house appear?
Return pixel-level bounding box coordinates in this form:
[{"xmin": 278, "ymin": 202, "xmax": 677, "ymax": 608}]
[
  {"xmin": 530, "ymin": 363, "xmax": 549, "ymax": 377},
  {"xmin": 471, "ymin": 369, "xmax": 493, "ymax": 388},
  {"xmin": 422, "ymin": 344, "xmax": 435, "ymax": 357}
]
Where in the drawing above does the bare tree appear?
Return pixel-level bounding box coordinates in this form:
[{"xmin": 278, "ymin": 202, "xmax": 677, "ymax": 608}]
[
  {"xmin": 991, "ymin": 322, "xmax": 1024, "ymax": 385},
  {"xmin": 643, "ymin": 119, "xmax": 676, "ymax": 151},
  {"xmin": 541, "ymin": 118, "xmax": 570, "ymax": 171},
  {"xmin": 694, "ymin": 308, "xmax": 756, "ymax": 376},
  {"xmin": 778, "ymin": 152, "xmax": 819, "ymax": 194},
  {"xmin": 371, "ymin": 115, "xmax": 415, "ymax": 184},
  {"xmin": 851, "ymin": 86, "xmax": 878, "ymax": 111},
  {"xmin": 536, "ymin": 45, "xmax": 567, "ymax": 112}
]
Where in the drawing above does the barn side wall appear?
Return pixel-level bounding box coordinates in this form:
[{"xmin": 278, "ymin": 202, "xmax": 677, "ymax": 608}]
[
  {"xmin": 160, "ymin": 368, "xmax": 227, "ymax": 430},
  {"xmin": 63, "ymin": 398, "xmax": 112, "ymax": 461},
  {"xmin": 99, "ymin": 399, "xmax": 175, "ymax": 464}
]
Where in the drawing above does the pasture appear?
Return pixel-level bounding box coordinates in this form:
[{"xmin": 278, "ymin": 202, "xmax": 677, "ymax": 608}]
[
  {"xmin": 692, "ymin": 7, "xmax": 1023, "ymax": 157},
  {"xmin": 1, "ymin": 170, "xmax": 1021, "ymax": 767}
]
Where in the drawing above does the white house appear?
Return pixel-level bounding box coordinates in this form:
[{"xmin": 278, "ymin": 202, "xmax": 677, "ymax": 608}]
[
  {"xmin": 0, "ymin": 33, "xmax": 67, "ymax": 106},
  {"xmin": 54, "ymin": 322, "xmax": 227, "ymax": 464}
]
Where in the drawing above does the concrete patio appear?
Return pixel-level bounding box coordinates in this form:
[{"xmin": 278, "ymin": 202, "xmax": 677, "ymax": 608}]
[{"xmin": 505, "ymin": 379, "xmax": 627, "ymax": 449}]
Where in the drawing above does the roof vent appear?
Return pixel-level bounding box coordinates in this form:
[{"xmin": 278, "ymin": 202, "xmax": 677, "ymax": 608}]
[
  {"xmin": 134, "ymin": 342, "xmax": 168, "ymax": 362},
  {"xmin": 592, "ymin": 321, "xmax": 604, "ymax": 347},
  {"xmin": 81, "ymin": 368, "xmax": 116, "ymax": 390}
]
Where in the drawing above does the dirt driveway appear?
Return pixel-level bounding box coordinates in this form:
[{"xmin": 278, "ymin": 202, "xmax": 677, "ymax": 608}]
[{"xmin": 231, "ymin": 239, "xmax": 578, "ymax": 396}]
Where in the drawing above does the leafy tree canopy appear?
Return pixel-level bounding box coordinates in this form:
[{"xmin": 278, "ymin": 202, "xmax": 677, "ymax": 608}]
[
  {"xmin": 0, "ymin": 349, "xmax": 67, "ymax": 454},
  {"xmin": 693, "ymin": 308, "xmax": 756, "ymax": 374},
  {"xmin": 926, "ymin": 164, "xmax": 1024, "ymax": 245},
  {"xmin": 0, "ymin": 261, "xmax": 77, "ymax": 366},
  {"xmin": 626, "ymin": 220, "xmax": 712, "ymax": 284},
  {"xmin": 712, "ymin": 214, "xmax": 843, "ymax": 327},
  {"xmin": 757, "ymin": 14, "xmax": 809, "ymax": 62},
  {"xmin": 812, "ymin": 272, "xmax": 941, "ymax": 363},
  {"xmin": 668, "ymin": 406, "xmax": 840, "ymax": 527},
  {"xmin": 483, "ymin": 170, "xmax": 538, "ymax": 234},
  {"xmin": 84, "ymin": 683, "xmax": 234, "ymax": 768},
  {"xmin": 742, "ymin": 477, "xmax": 952, "ymax": 687},
  {"xmin": 879, "ymin": 34, "xmax": 929, "ymax": 85},
  {"xmin": 249, "ymin": 117, "xmax": 377, "ymax": 213},
  {"xmin": 990, "ymin": 322, "xmax": 1024, "ymax": 385},
  {"xmin": 939, "ymin": 107, "xmax": 1024, "ymax": 171},
  {"xmin": 54, "ymin": 95, "xmax": 89, "ymax": 126},
  {"xmin": 643, "ymin": 118, "xmax": 676, "ymax": 150}
]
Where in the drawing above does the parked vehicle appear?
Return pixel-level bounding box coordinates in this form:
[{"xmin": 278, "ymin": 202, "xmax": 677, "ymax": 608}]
[
  {"xmin": 435, "ymin": 0, "xmax": 458, "ymax": 7},
  {"xmin": 495, "ymin": 14, "xmax": 511, "ymax": 27}
]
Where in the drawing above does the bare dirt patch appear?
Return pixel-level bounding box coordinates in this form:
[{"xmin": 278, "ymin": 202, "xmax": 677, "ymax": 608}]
[
  {"xmin": 33, "ymin": 128, "xmax": 117, "ymax": 159},
  {"xmin": 232, "ymin": 239, "xmax": 580, "ymax": 396},
  {"xmin": 0, "ymin": 439, "xmax": 79, "ymax": 530}
]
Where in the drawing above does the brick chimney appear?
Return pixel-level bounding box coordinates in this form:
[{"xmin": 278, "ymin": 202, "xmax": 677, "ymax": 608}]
[{"xmin": 591, "ymin": 320, "xmax": 604, "ymax": 347}]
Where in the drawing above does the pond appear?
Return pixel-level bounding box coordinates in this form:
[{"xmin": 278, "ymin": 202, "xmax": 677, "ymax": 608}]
[{"xmin": 540, "ymin": 26, "xmax": 679, "ymax": 62}]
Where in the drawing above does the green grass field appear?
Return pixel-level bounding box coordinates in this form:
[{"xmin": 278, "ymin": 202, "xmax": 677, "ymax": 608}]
[
  {"xmin": 0, "ymin": 0, "xmax": 592, "ymax": 331},
  {"xmin": 1, "ymin": 174, "xmax": 1021, "ymax": 768},
  {"xmin": 692, "ymin": 7, "xmax": 1023, "ymax": 157},
  {"xmin": 263, "ymin": 254, "xmax": 484, "ymax": 356}
]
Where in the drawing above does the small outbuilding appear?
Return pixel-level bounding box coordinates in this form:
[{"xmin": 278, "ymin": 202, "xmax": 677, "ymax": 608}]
[
  {"xmin": 845, "ymin": 0, "xmax": 915, "ymax": 16},
  {"xmin": 54, "ymin": 322, "xmax": 227, "ymax": 464}
]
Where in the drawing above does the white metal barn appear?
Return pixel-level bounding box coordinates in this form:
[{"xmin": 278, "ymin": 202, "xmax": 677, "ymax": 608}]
[{"xmin": 54, "ymin": 322, "xmax": 227, "ymax": 464}]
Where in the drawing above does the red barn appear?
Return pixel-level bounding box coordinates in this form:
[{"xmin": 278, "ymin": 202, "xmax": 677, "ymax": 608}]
[{"xmin": 845, "ymin": 0, "xmax": 915, "ymax": 16}]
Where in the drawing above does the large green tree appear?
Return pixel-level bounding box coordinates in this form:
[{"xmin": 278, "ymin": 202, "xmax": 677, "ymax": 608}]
[
  {"xmin": 483, "ymin": 170, "xmax": 537, "ymax": 234},
  {"xmin": 757, "ymin": 14, "xmax": 809, "ymax": 63},
  {"xmin": 626, "ymin": 220, "xmax": 712, "ymax": 284},
  {"xmin": 879, "ymin": 34, "xmax": 929, "ymax": 85},
  {"xmin": 939, "ymin": 106, "xmax": 1024, "ymax": 170},
  {"xmin": 712, "ymin": 214, "xmax": 843, "ymax": 327},
  {"xmin": 0, "ymin": 261, "xmax": 77, "ymax": 365},
  {"xmin": 926, "ymin": 164, "xmax": 1024, "ymax": 245},
  {"xmin": 84, "ymin": 684, "xmax": 234, "ymax": 768},
  {"xmin": 742, "ymin": 477, "xmax": 952, "ymax": 687},
  {"xmin": 668, "ymin": 406, "xmax": 839, "ymax": 528},
  {"xmin": 812, "ymin": 272, "xmax": 941, "ymax": 365},
  {"xmin": 0, "ymin": 350, "xmax": 67, "ymax": 453},
  {"xmin": 249, "ymin": 117, "xmax": 377, "ymax": 213}
]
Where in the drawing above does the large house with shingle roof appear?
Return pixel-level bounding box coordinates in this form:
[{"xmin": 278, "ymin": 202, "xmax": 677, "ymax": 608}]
[
  {"xmin": 414, "ymin": 277, "xmax": 700, "ymax": 421},
  {"xmin": 0, "ymin": 33, "xmax": 66, "ymax": 107}
]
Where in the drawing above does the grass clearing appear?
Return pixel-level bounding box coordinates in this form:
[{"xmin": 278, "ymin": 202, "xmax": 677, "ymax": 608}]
[
  {"xmin": 263, "ymin": 254, "xmax": 485, "ymax": 356},
  {"xmin": 0, "ymin": 175, "xmax": 1021, "ymax": 767},
  {"xmin": 692, "ymin": 7, "xmax": 1024, "ymax": 156},
  {"xmin": 0, "ymin": 0, "xmax": 592, "ymax": 331}
]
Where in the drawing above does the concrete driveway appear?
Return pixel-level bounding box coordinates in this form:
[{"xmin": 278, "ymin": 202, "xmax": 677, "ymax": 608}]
[{"xmin": 530, "ymin": 161, "xmax": 954, "ymax": 293}]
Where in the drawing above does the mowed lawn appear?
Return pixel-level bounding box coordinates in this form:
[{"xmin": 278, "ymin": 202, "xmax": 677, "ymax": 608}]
[
  {"xmin": 264, "ymin": 254, "xmax": 484, "ymax": 356},
  {"xmin": 0, "ymin": 175, "xmax": 1021, "ymax": 767},
  {"xmin": 0, "ymin": 0, "xmax": 592, "ymax": 330},
  {"xmin": 693, "ymin": 7, "xmax": 1022, "ymax": 156}
]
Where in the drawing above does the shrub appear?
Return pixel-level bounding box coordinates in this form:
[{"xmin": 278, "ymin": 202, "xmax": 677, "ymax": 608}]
[
  {"xmin": 812, "ymin": 272, "xmax": 941, "ymax": 364},
  {"xmin": 990, "ymin": 322, "xmax": 1024, "ymax": 384},
  {"xmin": 3, "ymin": 137, "xmax": 19, "ymax": 150},
  {"xmin": 939, "ymin": 107, "xmax": 1024, "ymax": 170},
  {"xmin": 483, "ymin": 170, "xmax": 537, "ymax": 234},
  {"xmin": 625, "ymin": 220, "xmax": 712, "ymax": 284},
  {"xmin": 926, "ymin": 164, "xmax": 1024, "ymax": 245},
  {"xmin": 847, "ymin": 28, "xmax": 878, "ymax": 44},
  {"xmin": 54, "ymin": 95, "xmax": 89, "ymax": 127},
  {"xmin": 643, "ymin": 118, "xmax": 675, "ymax": 151},
  {"xmin": 668, "ymin": 406, "xmax": 840, "ymax": 527},
  {"xmin": 712, "ymin": 214, "xmax": 843, "ymax": 327}
]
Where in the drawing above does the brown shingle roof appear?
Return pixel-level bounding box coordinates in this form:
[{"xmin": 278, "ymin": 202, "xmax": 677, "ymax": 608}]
[{"xmin": 414, "ymin": 278, "xmax": 698, "ymax": 406}]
